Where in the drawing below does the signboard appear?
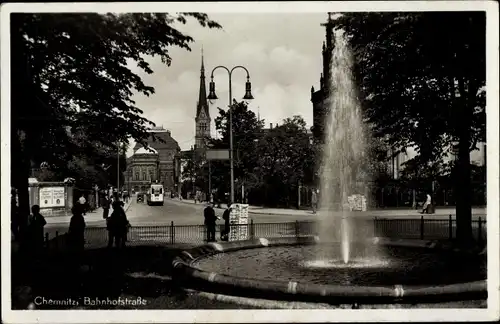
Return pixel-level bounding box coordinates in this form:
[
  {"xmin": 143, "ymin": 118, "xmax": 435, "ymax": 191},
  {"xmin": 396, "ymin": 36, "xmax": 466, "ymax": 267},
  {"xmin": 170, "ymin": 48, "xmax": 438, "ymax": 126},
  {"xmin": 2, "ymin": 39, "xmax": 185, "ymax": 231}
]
[
  {"xmin": 228, "ymin": 203, "xmax": 249, "ymax": 241},
  {"xmin": 347, "ymin": 194, "xmax": 367, "ymax": 211},
  {"xmin": 39, "ymin": 187, "xmax": 65, "ymax": 208},
  {"xmin": 206, "ymin": 149, "xmax": 230, "ymax": 161}
]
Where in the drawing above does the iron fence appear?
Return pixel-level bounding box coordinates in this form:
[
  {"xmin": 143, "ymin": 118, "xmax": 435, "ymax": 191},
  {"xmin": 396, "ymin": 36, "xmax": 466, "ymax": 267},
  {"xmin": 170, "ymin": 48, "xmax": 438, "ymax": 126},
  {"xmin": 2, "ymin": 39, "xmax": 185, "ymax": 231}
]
[{"xmin": 43, "ymin": 216, "xmax": 487, "ymax": 251}]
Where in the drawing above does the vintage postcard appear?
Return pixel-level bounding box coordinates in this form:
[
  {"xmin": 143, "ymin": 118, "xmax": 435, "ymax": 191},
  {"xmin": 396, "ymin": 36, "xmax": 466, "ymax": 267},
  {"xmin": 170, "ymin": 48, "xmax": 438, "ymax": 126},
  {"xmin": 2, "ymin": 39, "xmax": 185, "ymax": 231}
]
[{"xmin": 1, "ymin": 1, "xmax": 499, "ymax": 323}]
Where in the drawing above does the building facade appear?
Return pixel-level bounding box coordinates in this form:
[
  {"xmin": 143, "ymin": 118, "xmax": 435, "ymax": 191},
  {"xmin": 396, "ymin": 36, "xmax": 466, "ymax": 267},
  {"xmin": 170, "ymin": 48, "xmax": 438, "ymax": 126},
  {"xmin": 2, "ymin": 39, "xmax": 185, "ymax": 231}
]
[
  {"xmin": 127, "ymin": 126, "xmax": 181, "ymax": 194},
  {"xmin": 125, "ymin": 147, "xmax": 160, "ymax": 193},
  {"xmin": 310, "ymin": 13, "xmax": 335, "ymax": 143}
]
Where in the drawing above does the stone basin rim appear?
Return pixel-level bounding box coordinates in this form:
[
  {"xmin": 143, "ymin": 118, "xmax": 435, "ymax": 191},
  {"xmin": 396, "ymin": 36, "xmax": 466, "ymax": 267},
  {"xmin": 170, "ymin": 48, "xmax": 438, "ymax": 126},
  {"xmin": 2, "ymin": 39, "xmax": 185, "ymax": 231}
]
[{"xmin": 171, "ymin": 236, "xmax": 487, "ymax": 303}]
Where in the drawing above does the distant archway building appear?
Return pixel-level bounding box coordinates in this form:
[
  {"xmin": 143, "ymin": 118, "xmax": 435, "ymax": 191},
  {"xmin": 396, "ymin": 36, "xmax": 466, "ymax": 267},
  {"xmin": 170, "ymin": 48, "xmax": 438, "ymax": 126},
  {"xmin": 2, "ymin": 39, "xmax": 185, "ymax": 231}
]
[{"xmin": 126, "ymin": 126, "xmax": 181, "ymax": 194}]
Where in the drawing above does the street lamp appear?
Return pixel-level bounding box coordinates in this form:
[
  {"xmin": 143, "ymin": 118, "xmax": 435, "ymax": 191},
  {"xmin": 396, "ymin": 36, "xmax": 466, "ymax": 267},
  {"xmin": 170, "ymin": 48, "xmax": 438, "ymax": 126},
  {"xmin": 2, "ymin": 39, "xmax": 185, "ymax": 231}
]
[{"xmin": 207, "ymin": 65, "xmax": 254, "ymax": 203}]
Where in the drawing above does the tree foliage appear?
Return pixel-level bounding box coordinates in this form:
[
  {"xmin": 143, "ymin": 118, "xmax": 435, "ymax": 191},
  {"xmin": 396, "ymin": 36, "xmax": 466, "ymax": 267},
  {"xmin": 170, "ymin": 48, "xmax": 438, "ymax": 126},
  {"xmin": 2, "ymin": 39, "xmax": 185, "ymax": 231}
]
[
  {"xmin": 203, "ymin": 101, "xmax": 316, "ymax": 207},
  {"xmin": 11, "ymin": 13, "xmax": 221, "ymax": 226},
  {"xmin": 333, "ymin": 12, "xmax": 486, "ymax": 243}
]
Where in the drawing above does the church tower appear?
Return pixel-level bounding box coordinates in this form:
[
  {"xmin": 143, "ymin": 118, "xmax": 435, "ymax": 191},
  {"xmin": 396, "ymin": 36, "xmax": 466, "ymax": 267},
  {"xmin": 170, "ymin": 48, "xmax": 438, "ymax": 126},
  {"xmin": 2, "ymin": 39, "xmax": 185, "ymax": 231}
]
[{"xmin": 195, "ymin": 48, "xmax": 211, "ymax": 150}]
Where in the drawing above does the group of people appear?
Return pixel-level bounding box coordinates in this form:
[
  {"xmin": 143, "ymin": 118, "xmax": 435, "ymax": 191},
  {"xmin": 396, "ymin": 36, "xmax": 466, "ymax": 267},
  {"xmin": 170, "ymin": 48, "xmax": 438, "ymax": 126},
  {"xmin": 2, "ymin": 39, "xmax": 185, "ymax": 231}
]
[
  {"xmin": 203, "ymin": 202, "xmax": 232, "ymax": 242},
  {"xmin": 12, "ymin": 195, "xmax": 131, "ymax": 257},
  {"xmin": 68, "ymin": 194, "xmax": 131, "ymax": 250}
]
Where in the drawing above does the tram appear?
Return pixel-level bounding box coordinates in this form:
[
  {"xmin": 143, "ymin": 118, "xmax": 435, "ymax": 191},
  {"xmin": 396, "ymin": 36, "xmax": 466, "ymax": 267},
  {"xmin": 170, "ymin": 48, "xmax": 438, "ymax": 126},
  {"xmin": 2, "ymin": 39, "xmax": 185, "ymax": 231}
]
[{"xmin": 147, "ymin": 180, "xmax": 164, "ymax": 206}]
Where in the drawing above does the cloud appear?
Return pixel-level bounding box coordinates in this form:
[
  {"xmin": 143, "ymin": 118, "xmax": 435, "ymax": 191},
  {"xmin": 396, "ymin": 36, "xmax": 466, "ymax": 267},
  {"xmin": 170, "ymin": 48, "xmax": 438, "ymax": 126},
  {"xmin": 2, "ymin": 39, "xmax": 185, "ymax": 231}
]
[{"xmin": 127, "ymin": 13, "xmax": 327, "ymax": 155}]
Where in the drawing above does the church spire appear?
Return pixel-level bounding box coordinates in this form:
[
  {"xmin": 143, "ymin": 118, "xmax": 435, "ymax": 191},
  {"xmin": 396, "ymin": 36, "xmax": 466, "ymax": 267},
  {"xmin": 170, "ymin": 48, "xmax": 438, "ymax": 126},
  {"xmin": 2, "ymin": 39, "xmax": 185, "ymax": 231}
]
[
  {"xmin": 197, "ymin": 47, "xmax": 209, "ymax": 118},
  {"xmin": 201, "ymin": 45, "xmax": 205, "ymax": 73}
]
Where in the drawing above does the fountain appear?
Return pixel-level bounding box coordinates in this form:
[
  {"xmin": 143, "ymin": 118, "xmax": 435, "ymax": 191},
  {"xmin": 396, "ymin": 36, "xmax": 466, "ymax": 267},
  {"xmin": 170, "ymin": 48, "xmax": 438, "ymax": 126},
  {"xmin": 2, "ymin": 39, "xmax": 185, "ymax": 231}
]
[
  {"xmin": 172, "ymin": 23, "xmax": 486, "ymax": 308},
  {"xmin": 313, "ymin": 30, "xmax": 380, "ymax": 267}
]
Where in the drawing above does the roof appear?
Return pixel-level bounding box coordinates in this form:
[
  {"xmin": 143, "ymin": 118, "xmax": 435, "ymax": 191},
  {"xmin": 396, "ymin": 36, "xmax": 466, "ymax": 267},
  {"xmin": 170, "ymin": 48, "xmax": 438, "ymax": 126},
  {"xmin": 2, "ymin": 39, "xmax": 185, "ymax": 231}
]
[
  {"xmin": 147, "ymin": 126, "xmax": 171, "ymax": 133},
  {"xmin": 135, "ymin": 147, "xmax": 158, "ymax": 155}
]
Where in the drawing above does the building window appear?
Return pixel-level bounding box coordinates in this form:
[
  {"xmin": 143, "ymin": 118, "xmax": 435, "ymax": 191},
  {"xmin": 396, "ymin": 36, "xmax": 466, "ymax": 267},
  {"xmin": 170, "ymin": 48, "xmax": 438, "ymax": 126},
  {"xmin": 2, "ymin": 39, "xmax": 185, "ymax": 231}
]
[
  {"xmin": 142, "ymin": 172, "xmax": 146, "ymax": 180},
  {"xmin": 135, "ymin": 172, "xmax": 139, "ymax": 181}
]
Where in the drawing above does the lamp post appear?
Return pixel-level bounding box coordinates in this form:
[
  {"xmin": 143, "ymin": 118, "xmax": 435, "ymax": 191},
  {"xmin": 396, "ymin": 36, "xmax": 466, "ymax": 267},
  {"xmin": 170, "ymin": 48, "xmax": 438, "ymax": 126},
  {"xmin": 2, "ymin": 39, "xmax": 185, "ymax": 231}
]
[{"xmin": 207, "ymin": 65, "xmax": 254, "ymax": 203}]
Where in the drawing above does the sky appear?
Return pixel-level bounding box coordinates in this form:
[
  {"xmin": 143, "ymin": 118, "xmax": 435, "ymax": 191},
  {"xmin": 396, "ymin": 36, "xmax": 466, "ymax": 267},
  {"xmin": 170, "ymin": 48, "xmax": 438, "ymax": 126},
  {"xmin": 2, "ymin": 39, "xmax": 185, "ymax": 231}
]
[{"xmin": 127, "ymin": 13, "xmax": 327, "ymax": 156}]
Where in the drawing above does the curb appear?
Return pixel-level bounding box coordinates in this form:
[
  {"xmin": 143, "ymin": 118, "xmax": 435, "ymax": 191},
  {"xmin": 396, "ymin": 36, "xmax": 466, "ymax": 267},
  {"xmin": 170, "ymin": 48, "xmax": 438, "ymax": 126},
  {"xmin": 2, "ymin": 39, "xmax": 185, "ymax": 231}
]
[
  {"xmin": 172, "ymin": 237, "xmax": 487, "ymax": 305},
  {"xmin": 185, "ymin": 289, "xmax": 333, "ymax": 309}
]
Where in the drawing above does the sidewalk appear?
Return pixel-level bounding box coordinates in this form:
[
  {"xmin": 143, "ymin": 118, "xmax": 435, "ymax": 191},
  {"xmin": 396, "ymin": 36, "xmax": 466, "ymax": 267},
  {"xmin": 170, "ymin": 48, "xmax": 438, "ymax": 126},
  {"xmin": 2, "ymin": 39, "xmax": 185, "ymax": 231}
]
[
  {"xmin": 45, "ymin": 199, "xmax": 133, "ymax": 226},
  {"xmin": 173, "ymin": 198, "xmax": 486, "ymax": 217}
]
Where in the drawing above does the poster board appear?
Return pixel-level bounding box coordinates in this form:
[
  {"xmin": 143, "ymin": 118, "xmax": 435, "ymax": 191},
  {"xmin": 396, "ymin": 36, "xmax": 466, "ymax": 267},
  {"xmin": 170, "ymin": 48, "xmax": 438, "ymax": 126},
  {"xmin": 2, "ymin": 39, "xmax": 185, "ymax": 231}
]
[
  {"xmin": 228, "ymin": 203, "xmax": 249, "ymax": 241},
  {"xmin": 347, "ymin": 194, "xmax": 367, "ymax": 211},
  {"xmin": 206, "ymin": 149, "xmax": 230, "ymax": 161},
  {"xmin": 39, "ymin": 187, "xmax": 65, "ymax": 208}
]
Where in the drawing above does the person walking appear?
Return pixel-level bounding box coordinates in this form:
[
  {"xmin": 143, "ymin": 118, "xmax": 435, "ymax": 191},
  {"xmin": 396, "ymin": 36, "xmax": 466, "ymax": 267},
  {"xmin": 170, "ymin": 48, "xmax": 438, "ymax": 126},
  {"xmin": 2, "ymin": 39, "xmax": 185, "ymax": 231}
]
[
  {"xmin": 27, "ymin": 205, "xmax": 47, "ymax": 255},
  {"xmin": 421, "ymin": 193, "xmax": 433, "ymax": 214},
  {"xmin": 221, "ymin": 203, "xmax": 232, "ymax": 241},
  {"xmin": 311, "ymin": 189, "xmax": 318, "ymax": 214},
  {"xmin": 203, "ymin": 203, "xmax": 218, "ymax": 242},
  {"xmin": 107, "ymin": 200, "xmax": 130, "ymax": 248}
]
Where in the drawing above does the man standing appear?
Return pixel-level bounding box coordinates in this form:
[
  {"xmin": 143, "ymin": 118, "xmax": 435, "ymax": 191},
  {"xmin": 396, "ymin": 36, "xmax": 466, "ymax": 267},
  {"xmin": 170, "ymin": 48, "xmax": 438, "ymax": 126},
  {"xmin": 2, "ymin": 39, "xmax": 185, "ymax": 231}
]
[
  {"xmin": 28, "ymin": 205, "xmax": 47, "ymax": 254},
  {"xmin": 203, "ymin": 203, "xmax": 218, "ymax": 242},
  {"xmin": 101, "ymin": 195, "xmax": 110, "ymax": 219},
  {"xmin": 107, "ymin": 201, "xmax": 130, "ymax": 248},
  {"xmin": 221, "ymin": 203, "xmax": 232, "ymax": 241},
  {"xmin": 311, "ymin": 189, "xmax": 318, "ymax": 214}
]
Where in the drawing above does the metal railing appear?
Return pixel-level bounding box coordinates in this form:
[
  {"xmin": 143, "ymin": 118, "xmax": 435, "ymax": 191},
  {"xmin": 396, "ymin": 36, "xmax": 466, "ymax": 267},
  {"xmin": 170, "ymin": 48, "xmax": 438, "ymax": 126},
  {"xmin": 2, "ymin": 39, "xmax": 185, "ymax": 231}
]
[{"xmin": 41, "ymin": 215, "xmax": 487, "ymax": 251}]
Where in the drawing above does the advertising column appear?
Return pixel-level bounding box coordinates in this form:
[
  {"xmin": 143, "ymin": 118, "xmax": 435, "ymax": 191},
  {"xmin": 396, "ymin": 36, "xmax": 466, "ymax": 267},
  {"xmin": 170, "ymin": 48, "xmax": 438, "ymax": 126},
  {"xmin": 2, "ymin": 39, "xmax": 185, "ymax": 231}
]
[{"xmin": 228, "ymin": 203, "xmax": 249, "ymax": 241}]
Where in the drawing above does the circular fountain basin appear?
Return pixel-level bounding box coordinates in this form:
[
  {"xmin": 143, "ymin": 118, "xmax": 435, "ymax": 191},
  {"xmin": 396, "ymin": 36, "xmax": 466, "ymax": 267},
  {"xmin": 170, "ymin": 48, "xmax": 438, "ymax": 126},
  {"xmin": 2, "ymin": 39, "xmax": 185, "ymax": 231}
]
[
  {"xmin": 195, "ymin": 243, "xmax": 485, "ymax": 287},
  {"xmin": 172, "ymin": 237, "xmax": 487, "ymax": 306}
]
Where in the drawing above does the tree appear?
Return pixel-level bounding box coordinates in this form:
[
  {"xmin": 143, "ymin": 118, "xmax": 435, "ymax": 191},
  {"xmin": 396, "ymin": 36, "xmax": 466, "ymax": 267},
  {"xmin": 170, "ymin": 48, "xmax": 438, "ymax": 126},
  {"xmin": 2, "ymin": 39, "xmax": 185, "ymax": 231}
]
[
  {"xmin": 11, "ymin": 13, "xmax": 221, "ymax": 235},
  {"xmin": 180, "ymin": 148, "xmax": 207, "ymax": 197},
  {"xmin": 254, "ymin": 116, "xmax": 315, "ymax": 207},
  {"xmin": 210, "ymin": 100, "xmax": 264, "ymax": 202},
  {"xmin": 333, "ymin": 12, "xmax": 485, "ymax": 245}
]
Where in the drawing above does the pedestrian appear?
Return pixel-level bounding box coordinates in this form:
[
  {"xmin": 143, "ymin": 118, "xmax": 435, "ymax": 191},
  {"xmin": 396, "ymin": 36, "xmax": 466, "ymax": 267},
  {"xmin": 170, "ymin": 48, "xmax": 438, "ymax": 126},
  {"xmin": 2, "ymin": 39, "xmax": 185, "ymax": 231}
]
[
  {"xmin": 27, "ymin": 205, "xmax": 46, "ymax": 254},
  {"xmin": 421, "ymin": 193, "xmax": 433, "ymax": 214},
  {"xmin": 311, "ymin": 189, "xmax": 318, "ymax": 214},
  {"xmin": 68, "ymin": 205, "xmax": 86, "ymax": 253},
  {"xmin": 204, "ymin": 202, "xmax": 218, "ymax": 242},
  {"xmin": 78, "ymin": 194, "xmax": 87, "ymax": 215},
  {"xmin": 221, "ymin": 203, "xmax": 232, "ymax": 241},
  {"xmin": 101, "ymin": 195, "xmax": 110, "ymax": 219},
  {"xmin": 107, "ymin": 200, "xmax": 130, "ymax": 248}
]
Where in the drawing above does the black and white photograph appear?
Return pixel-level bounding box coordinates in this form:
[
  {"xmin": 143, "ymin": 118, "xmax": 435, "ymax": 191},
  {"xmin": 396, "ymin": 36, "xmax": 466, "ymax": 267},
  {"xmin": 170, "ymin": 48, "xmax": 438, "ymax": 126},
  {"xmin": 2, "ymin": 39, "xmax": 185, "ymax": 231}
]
[{"xmin": 1, "ymin": 1, "xmax": 499, "ymax": 323}]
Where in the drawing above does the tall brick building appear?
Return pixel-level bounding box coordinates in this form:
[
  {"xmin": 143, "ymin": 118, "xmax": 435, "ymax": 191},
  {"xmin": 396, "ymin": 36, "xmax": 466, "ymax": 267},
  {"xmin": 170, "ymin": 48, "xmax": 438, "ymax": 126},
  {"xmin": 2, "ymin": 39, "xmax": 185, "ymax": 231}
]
[{"xmin": 310, "ymin": 13, "xmax": 335, "ymax": 143}]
